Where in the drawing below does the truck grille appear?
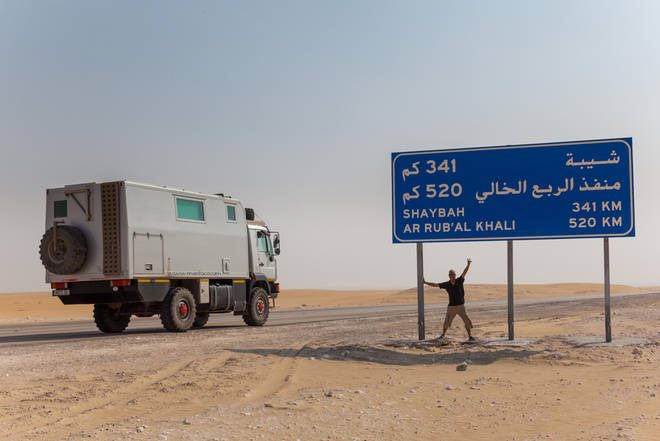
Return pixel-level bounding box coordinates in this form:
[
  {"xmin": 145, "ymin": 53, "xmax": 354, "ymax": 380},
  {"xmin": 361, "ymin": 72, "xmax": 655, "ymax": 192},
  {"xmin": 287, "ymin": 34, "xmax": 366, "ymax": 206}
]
[{"xmin": 101, "ymin": 182, "xmax": 121, "ymax": 275}]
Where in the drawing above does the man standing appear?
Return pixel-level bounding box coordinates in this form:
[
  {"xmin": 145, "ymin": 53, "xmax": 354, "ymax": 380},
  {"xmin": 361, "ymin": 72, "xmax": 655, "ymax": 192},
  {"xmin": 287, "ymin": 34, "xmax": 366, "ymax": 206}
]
[{"xmin": 424, "ymin": 258, "xmax": 475, "ymax": 342}]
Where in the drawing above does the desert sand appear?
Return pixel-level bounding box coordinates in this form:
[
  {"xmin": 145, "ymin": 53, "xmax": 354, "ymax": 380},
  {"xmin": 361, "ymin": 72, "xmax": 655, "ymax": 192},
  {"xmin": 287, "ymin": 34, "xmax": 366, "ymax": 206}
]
[{"xmin": 0, "ymin": 285, "xmax": 658, "ymax": 440}]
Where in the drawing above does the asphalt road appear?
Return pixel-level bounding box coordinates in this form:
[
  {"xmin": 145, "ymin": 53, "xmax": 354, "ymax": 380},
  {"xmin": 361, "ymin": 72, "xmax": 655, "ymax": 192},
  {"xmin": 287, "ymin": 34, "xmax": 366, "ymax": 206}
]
[{"xmin": 0, "ymin": 291, "xmax": 657, "ymax": 347}]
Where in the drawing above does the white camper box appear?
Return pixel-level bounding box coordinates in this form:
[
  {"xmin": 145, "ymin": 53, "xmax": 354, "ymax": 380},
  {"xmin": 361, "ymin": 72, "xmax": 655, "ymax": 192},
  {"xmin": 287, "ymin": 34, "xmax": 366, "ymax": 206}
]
[{"xmin": 40, "ymin": 181, "xmax": 280, "ymax": 333}]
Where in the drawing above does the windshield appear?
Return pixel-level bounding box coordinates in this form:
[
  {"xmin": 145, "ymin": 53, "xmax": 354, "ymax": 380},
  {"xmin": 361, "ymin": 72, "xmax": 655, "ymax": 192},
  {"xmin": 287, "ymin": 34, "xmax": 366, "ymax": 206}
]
[{"xmin": 266, "ymin": 235, "xmax": 273, "ymax": 255}]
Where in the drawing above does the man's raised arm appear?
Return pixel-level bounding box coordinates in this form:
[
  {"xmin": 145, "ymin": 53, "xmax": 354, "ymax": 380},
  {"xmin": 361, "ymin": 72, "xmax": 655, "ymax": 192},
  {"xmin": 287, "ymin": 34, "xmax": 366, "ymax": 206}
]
[{"xmin": 460, "ymin": 258, "xmax": 472, "ymax": 278}]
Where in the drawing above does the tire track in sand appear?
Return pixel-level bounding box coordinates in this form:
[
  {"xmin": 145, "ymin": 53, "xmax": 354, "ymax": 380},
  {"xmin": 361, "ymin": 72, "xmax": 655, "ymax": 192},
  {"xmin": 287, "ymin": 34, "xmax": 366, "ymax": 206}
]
[
  {"xmin": 239, "ymin": 343, "xmax": 309, "ymax": 404},
  {"xmin": 7, "ymin": 352, "xmax": 240, "ymax": 440}
]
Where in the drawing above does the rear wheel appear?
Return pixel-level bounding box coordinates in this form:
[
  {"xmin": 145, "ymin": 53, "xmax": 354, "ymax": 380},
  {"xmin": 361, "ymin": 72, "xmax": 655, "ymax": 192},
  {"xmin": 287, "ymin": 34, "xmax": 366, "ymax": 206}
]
[
  {"xmin": 243, "ymin": 287, "xmax": 269, "ymax": 326},
  {"xmin": 160, "ymin": 287, "xmax": 196, "ymax": 332},
  {"xmin": 93, "ymin": 304, "xmax": 130, "ymax": 333},
  {"xmin": 192, "ymin": 312, "xmax": 210, "ymax": 328}
]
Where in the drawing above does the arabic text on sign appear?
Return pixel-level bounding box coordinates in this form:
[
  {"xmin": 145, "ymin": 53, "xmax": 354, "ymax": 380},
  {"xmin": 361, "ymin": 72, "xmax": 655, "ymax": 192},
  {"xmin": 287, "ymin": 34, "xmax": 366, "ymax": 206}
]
[{"xmin": 402, "ymin": 158, "xmax": 457, "ymax": 181}]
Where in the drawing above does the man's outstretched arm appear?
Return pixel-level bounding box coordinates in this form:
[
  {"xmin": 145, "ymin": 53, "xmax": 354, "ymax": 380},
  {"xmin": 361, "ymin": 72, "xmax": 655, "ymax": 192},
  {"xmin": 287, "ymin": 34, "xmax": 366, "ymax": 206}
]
[
  {"xmin": 423, "ymin": 279, "xmax": 439, "ymax": 288},
  {"xmin": 460, "ymin": 258, "xmax": 472, "ymax": 278}
]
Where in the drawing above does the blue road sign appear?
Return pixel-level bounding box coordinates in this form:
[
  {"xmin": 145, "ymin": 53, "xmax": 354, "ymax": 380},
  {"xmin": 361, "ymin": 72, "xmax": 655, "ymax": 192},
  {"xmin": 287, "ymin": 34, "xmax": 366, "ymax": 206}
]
[{"xmin": 391, "ymin": 138, "xmax": 634, "ymax": 243}]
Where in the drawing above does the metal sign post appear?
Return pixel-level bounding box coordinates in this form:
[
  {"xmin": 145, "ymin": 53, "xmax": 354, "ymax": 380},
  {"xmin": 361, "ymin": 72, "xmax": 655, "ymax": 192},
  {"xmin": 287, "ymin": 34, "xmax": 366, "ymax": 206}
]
[
  {"xmin": 507, "ymin": 240, "xmax": 514, "ymax": 340},
  {"xmin": 604, "ymin": 237, "xmax": 612, "ymax": 342},
  {"xmin": 416, "ymin": 243, "xmax": 425, "ymax": 340}
]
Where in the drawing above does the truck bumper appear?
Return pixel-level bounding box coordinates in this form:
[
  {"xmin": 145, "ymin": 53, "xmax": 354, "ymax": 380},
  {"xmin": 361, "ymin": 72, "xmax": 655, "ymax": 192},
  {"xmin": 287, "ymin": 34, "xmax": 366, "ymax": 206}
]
[
  {"xmin": 55, "ymin": 280, "xmax": 170, "ymax": 305},
  {"xmin": 268, "ymin": 282, "xmax": 280, "ymax": 298}
]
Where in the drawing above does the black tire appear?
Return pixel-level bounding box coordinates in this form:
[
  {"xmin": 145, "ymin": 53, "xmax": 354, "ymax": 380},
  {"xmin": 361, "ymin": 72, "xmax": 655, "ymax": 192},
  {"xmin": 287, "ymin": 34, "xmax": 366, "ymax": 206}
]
[
  {"xmin": 93, "ymin": 304, "xmax": 130, "ymax": 333},
  {"xmin": 39, "ymin": 226, "xmax": 87, "ymax": 275},
  {"xmin": 192, "ymin": 312, "xmax": 210, "ymax": 328},
  {"xmin": 160, "ymin": 287, "xmax": 197, "ymax": 332},
  {"xmin": 243, "ymin": 287, "xmax": 269, "ymax": 326}
]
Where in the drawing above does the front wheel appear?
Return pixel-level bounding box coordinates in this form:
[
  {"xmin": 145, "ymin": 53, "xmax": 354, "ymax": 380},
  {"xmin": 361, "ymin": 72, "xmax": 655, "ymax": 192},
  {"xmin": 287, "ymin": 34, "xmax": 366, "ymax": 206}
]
[
  {"xmin": 160, "ymin": 287, "xmax": 197, "ymax": 332},
  {"xmin": 243, "ymin": 287, "xmax": 269, "ymax": 326},
  {"xmin": 93, "ymin": 304, "xmax": 130, "ymax": 333}
]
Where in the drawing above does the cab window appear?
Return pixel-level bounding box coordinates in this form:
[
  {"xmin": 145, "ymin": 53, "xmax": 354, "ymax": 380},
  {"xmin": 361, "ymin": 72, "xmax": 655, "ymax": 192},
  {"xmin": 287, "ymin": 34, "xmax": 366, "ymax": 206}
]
[{"xmin": 257, "ymin": 232, "xmax": 268, "ymax": 252}]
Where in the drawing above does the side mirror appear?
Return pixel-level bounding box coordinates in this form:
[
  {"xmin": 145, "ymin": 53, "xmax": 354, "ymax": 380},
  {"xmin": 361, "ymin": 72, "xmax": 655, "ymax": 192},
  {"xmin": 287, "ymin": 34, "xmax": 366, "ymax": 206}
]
[{"xmin": 273, "ymin": 235, "xmax": 280, "ymax": 255}]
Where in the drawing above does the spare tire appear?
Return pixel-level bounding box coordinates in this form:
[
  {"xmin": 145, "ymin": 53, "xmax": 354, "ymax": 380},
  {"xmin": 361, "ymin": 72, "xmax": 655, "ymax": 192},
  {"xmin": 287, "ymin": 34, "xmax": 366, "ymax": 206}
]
[{"xmin": 39, "ymin": 225, "xmax": 87, "ymax": 274}]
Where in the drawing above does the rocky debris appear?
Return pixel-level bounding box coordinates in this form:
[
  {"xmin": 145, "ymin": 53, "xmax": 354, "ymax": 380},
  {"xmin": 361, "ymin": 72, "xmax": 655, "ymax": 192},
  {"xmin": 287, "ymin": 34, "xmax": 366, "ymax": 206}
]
[
  {"xmin": 182, "ymin": 418, "xmax": 191, "ymax": 425},
  {"xmin": 445, "ymin": 385, "xmax": 454, "ymax": 390},
  {"xmin": 456, "ymin": 362, "xmax": 468, "ymax": 371},
  {"xmin": 136, "ymin": 425, "xmax": 147, "ymax": 433}
]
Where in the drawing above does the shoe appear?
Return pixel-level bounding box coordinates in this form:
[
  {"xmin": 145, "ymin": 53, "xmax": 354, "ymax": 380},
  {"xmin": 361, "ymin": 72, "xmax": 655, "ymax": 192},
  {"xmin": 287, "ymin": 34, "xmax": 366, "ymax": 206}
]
[
  {"xmin": 438, "ymin": 335, "xmax": 446, "ymax": 340},
  {"xmin": 467, "ymin": 336, "xmax": 476, "ymax": 342}
]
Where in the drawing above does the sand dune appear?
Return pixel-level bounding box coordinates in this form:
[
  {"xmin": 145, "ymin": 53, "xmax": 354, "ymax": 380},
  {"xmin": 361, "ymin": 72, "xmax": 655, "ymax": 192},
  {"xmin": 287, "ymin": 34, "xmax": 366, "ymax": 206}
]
[
  {"xmin": 0, "ymin": 283, "xmax": 656, "ymax": 323},
  {"xmin": 276, "ymin": 282, "xmax": 653, "ymax": 309}
]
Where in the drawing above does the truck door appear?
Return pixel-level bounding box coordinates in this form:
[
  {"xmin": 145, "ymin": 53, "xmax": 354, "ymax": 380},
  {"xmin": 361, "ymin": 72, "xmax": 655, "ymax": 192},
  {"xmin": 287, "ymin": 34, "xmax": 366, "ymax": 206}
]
[{"xmin": 255, "ymin": 230, "xmax": 277, "ymax": 281}]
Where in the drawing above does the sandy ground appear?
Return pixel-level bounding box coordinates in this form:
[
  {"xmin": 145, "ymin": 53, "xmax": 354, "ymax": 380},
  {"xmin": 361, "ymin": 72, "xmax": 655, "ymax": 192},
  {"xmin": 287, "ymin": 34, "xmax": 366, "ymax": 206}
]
[
  {"xmin": 0, "ymin": 283, "xmax": 655, "ymax": 323},
  {"xmin": 0, "ymin": 287, "xmax": 658, "ymax": 441}
]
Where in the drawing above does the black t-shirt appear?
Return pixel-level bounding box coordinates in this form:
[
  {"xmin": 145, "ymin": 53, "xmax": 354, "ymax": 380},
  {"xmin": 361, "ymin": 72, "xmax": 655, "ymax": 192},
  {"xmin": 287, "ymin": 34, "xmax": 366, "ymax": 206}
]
[{"xmin": 438, "ymin": 276, "xmax": 465, "ymax": 306}]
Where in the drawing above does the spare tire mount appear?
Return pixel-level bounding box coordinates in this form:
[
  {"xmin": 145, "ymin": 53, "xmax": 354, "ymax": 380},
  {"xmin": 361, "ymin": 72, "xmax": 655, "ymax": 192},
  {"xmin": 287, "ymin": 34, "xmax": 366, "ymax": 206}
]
[{"xmin": 39, "ymin": 225, "xmax": 88, "ymax": 275}]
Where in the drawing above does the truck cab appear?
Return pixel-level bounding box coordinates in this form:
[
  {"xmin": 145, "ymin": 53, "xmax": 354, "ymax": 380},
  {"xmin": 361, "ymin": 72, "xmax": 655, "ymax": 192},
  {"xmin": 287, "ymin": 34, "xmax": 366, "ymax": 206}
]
[{"xmin": 248, "ymin": 220, "xmax": 279, "ymax": 290}]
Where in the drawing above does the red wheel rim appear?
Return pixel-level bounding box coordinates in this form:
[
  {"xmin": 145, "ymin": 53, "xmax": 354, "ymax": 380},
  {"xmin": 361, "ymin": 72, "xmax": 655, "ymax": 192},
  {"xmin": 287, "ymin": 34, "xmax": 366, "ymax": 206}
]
[
  {"xmin": 257, "ymin": 299, "xmax": 265, "ymax": 314},
  {"xmin": 178, "ymin": 301, "xmax": 189, "ymax": 318}
]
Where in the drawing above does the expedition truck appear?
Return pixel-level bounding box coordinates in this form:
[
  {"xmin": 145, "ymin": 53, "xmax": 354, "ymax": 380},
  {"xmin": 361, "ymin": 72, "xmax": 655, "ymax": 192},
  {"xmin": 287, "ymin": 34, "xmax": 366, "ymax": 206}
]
[{"xmin": 39, "ymin": 181, "xmax": 280, "ymax": 333}]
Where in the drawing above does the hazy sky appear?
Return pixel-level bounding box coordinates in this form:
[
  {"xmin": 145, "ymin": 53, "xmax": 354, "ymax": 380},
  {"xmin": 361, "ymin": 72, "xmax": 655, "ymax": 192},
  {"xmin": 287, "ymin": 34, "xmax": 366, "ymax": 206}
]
[{"xmin": 2, "ymin": 1, "xmax": 660, "ymax": 292}]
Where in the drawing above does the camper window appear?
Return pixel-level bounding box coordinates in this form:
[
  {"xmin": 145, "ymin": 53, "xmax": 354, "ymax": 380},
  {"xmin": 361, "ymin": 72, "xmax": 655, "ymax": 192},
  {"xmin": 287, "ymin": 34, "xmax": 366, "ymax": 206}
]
[
  {"xmin": 226, "ymin": 204, "xmax": 237, "ymax": 222},
  {"xmin": 54, "ymin": 200, "xmax": 67, "ymax": 218},
  {"xmin": 176, "ymin": 197, "xmax": 205, "ymax": 222}
]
